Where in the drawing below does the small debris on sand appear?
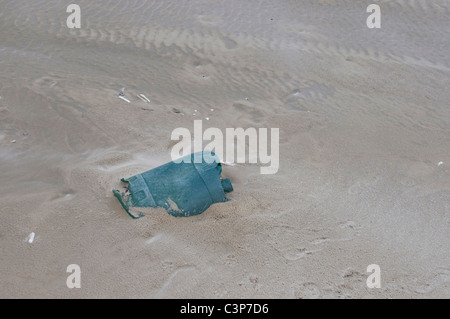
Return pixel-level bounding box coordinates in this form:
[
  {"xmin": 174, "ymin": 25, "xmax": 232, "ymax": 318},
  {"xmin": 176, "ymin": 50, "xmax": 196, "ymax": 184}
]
[
  {"xmin": 137, "ymin": 95, "xmax": 147, "ymax": 102},
  {"xmin": 118, "ymin": 96, "xmax": 131, "ymax": 103},
  {"xmin": 26, "ymin": 232, "xmax": 35, "ymax": 244},
  {"xmin": 139, "ymin": 94, "xmax": 151, "ymax": 103},
  {"xmin": 118, "ymin": 88, "xmax": 131, "ymax": 103}
]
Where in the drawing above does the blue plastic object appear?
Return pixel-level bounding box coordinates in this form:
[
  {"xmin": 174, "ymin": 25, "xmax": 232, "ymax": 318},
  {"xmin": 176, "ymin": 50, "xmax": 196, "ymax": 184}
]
[{"xmin": 113, "ymin": 151, "xmax": 233, "ymax": 218}]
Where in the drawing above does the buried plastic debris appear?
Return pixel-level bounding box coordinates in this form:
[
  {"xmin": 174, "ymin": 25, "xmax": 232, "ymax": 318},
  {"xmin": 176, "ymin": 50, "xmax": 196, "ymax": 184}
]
[{"xmin": 113, "ymin": 151, "xmax": 233, "ymax": 218}]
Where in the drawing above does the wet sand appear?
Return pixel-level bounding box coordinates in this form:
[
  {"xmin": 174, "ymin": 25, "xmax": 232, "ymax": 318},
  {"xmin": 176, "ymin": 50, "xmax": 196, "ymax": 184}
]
[{"xmin": 0, "ymin": 0, "xmax": 449, "ymax": 298}]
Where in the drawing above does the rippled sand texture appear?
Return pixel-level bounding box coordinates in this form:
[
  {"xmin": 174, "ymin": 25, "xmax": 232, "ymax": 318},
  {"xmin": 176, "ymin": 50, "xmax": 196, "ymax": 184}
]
[{"xmin": 0, "ymin": 0, "xmax": 449, "ymax": 298}]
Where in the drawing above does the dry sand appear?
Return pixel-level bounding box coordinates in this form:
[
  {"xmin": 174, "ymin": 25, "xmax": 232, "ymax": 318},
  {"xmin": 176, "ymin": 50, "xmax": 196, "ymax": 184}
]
[{"xmin": 0, "ymin": 0, "xmax": 449, "ymax": 298}]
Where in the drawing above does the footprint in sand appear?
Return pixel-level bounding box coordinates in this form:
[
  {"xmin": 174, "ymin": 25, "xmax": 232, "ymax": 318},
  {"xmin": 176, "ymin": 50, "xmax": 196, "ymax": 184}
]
[
  {"xmin": 308, "ymin": 222, "xmax": 361, "ymax": 247},
  {"xmin": 220, "ymin": 35, "xmax": 238, "ymax": 50},
  {"xmin": 197, "ymin": 15, "xmax": 222, "ymax": 26},
  {"xmin": 161, "ymin": 260, "xmax": 175, "ymax": 273},
  {"xmin": 413, "ymin": 268, "xmax": 450, "ymax": 294},
  {"xmin": 399, "ymin": 175, "xmax": 416, "ymax": 187},
  {"xmin": 348, "ymin": 174, "xmax": 380, "ymax": 195},
  {"xmin": 311, "ymin": 237, "xmax": 330, "ymax": 245},
  {"xmin": 292, "ymin": 282, "xmax": 322, "ymax": 299},
  {"xmin": 339, "ymin": 221, "xmax": 362, "ymax": 237},
  {"xmin": 348, "ymin": 181, "xmax": 363, "ymax": 195},
  {"xmin": 282, "ymin": 248, "xmax": 316, "ymax": 261},
  {"xmin": 284, "ymin": 82, "xmax": 334, "ymax": 111},
  {"xmin": 32, "ymin": 76, "xmax": 59, "ymax": 90},
  {"xmin": 225, "ymin": 254, "xmax": 236, "ymax": 266},
  {"xmin": 336, "ymin": 268, "xmax": 368, "ymax": 296},
  {"xmin": 342, "ymin": 268, "xmax": 366, "ymax": 283}
]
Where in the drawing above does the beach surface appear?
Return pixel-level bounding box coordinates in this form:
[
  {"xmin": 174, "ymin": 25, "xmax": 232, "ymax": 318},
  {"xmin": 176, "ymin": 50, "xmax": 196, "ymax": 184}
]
[{"xmin": 0, "ymin": 0, "xmax": 449, "ymax": 298}]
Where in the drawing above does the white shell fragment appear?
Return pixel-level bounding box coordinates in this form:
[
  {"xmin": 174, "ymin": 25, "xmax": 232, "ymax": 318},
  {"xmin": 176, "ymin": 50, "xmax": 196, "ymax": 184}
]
[
  {"xmin": 118, "ymin": 96, "xmax": 131, "ymax": 103},
  {"xmin": 26, "ymin": 232, "xmax": 35, "ymax": 244},
  {"xmin": 138, "ymin": 94, "xmax": 151, "ymax": 103}
]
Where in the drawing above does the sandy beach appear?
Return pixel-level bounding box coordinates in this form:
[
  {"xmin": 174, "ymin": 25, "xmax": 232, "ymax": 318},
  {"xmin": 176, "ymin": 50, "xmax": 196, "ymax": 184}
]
[{"xmin": 0, "ymin": 0, "xmax": 449, "ymax": 298}]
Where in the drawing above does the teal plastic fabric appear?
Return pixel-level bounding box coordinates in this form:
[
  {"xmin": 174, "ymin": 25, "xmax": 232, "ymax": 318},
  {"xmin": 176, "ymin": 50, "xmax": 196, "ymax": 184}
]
[{"xmin": 113, "ymin": 151, "xmax": 233, "ymax": 218}]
